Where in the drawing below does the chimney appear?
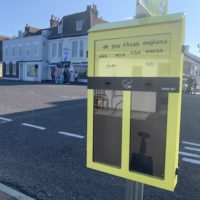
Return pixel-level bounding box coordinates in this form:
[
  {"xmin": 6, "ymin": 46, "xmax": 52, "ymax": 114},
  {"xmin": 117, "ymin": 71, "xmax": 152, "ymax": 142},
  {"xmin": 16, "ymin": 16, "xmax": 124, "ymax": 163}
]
[
  {"xmin": 87, "ymin": 5, "xmax": 92, "ymax": 10},
  {"xmin": 185, "ymin": 45, "xmax": 190, "ymax": 53},
  {"xmin": 18, "ymin": 30, "xmax": 23, "ymax": 38},
  {"xmin": 92, "ymin": 4, "xmax": 98, "ymax": 17},
  {"xmin": 87, "ymin": 4, "xmax": 98, "ymax": 17},
  {"xmin": 25, "ymin": 24, "xmax": 29, "ymax": 32},
  {"xmin": 50, "ymin": 15, "xmax": 59, "ymax": 28}
]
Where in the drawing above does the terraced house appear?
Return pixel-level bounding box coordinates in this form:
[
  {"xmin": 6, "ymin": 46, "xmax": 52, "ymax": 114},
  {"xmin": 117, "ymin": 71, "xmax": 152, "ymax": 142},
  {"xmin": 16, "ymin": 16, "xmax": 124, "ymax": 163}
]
[
  {"xmin": 2, "ymin": 25, "xmax": 49, "ymax": 81},
  {"xmin": 0, "ymin": 35, "xmax": 9, "ymax": 78},
  {"xmin": 47, "ymin": 4, "xmax": 106, "ymax": 83},
  {"xmin": 2, "ymin": 5, "xmax": 106, "ymax": 82}
]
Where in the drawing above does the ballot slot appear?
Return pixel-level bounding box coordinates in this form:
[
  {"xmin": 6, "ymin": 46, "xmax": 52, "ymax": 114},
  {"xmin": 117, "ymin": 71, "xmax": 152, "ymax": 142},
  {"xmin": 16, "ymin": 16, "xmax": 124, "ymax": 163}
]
[
  {"xmin": 93, "ymin": 89, "xmax": 123, "ymax": 167},
  {"xmin": 129, "ymin": 92, "xmax": 168, "ymax": 178}
]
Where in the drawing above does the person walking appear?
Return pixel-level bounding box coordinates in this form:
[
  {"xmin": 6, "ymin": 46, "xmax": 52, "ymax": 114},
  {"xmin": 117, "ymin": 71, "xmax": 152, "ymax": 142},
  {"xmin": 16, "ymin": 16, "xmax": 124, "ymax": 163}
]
[
  {"xmin": 51, "ymin": 70, "xmax": 55, "ymax": 83},
  {"xmin": 75, "ymin": 71, "xmax": 78, "ymax": 83},
  {"xmin": 193, "ymin": 79, "xmax": 197, "ymax": 95},
  {"xmin": 66, "ymin": 69, "xmax": 71, "ymax": 84},
  {"xmin": 63, "ymin": 70, "xmax": 68, "ymax": 84}
]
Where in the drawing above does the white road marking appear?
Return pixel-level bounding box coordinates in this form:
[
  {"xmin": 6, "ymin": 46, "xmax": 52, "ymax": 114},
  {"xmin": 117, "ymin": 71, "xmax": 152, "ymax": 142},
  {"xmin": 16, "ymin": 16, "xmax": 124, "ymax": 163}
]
[
  {"xmin": 58, "ymin": 131, "xmax": 84, "ymax": 139},
  {"xmin": 0, "ymin": 117, "xmax": 12, "ymax": 122},
  {"xmin": 179, "ymin": 151, "xmax": 200, "ymax": 158},
  {"xmin": 182, "ymin": 141, "xmax": 200, "ymax": 147},
  {"xmin": 182, "ymin": 157, "xmax": 200, "ymax": 165},
  {"xmin": 184, "ymin": 146, "xmax": 200, "ymax": 152},
  {"xmin": 59, "ymin": 95, "xmax": 85, "ymax": 99},
  {"xmin": 21, "ymin": 123, "xmax": 46, "ymax": 130},
  {"xmin": 0, "ymin": 183, "xmax": 35, "ymax": 200}
]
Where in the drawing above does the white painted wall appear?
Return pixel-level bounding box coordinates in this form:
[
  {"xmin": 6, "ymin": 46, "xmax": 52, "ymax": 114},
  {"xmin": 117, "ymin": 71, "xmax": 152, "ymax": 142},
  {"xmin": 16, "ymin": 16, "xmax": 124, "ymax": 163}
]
[
  {"xmin": 48, "ymin": 35, "xmax": 88, "ymax": 64},
  {"xmin": 0, "ymin": 63, "xmax": 2, "ymax": 77},
  {"xmin": 3, "ymin": 35, "xmax": 48, "ymax": 63}
]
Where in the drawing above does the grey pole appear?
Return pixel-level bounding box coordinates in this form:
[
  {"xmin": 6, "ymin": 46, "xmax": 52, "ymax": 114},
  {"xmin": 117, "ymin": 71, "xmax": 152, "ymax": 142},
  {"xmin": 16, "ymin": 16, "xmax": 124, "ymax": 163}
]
[
  {"xmin": 125, "ymin": 1, "xmax": 145, "ymax": 200},
  {"xmin": 126, "ymin": 180, "xmax": 144, "ymax": 200}
]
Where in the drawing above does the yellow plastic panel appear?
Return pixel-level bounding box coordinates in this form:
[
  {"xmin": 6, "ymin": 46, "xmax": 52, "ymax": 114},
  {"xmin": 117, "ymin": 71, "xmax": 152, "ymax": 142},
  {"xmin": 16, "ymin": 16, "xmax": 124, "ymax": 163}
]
[{"xmin": 87, "ymin": 13, "xmax": 185, "ymax": 191}]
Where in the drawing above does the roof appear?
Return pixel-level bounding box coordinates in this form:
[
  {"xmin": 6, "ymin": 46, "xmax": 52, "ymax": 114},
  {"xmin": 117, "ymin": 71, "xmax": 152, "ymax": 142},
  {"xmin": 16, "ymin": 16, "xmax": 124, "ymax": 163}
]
[
  {"xmin": 23, "ymin": 25, "xmax": 40, "ymax": 37},
  {"xmin": 48, "ymin": 6, "xmax": 106, "ymax": 39},
  {"xmin": 184, "ymin": 51, "xmax": 200, "ymax": 64},
  {"xmin": 0, "ymin": 35, "xmax": 10, "ymax": 41}
]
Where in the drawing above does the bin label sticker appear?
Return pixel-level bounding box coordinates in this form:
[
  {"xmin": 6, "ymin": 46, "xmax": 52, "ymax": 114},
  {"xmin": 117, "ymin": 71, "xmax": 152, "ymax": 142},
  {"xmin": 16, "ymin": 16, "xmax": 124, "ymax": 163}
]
[{"xmin": 94, "ymin": 33, "xmax": 171, "ymax": 77}]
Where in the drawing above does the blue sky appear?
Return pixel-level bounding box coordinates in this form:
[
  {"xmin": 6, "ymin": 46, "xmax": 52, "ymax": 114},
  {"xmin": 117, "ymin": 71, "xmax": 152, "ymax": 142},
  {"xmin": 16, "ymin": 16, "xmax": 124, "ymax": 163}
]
[{"xmin": 0, "ymin": 0, "xmax": 199, "ymax": 55}]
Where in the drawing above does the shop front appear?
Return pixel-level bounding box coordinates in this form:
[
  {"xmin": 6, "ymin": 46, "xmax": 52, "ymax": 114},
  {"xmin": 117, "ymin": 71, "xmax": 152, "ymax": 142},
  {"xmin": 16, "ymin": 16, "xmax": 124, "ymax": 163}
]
[
  {"xmin": 21, "ymin": 62, "xmax": 42, "ymax": 82},
  {"xmin": 72, "ymin": 63, "xmax": 88, "ymax": 83}
]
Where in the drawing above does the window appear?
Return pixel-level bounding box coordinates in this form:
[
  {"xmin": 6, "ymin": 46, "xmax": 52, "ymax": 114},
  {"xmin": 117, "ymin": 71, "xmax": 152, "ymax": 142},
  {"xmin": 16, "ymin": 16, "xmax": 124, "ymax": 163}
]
[
  {"xmin": 12, "ymin": 63, "xmax": 16, "ymax": 75},
  {"xmin": 76, "ymin": 20, "xmax": 83, "ymax": 31},
  {"xmin": 5, "ymin": 47, "xmax": 9, "ymax": 57},
  {"xmin": 26, "ymin": 45, "xmax": 31, "ymax": 57},
  {"xmin": 19, "ymin": 46, "xmax": 23, "ymax": 57},
  {"xmin": 6, "ymin": 63, "xmax": 10, "ymax": 75},
  {"xmin": 52, "ymin": 43, "xmax": 57, "ymax": 58},
  {"xmin": 27, "ymin": 64, "xmax": 38, "ymax": 77},
  {"xmin": 58, "ymin": 42, "xmax": 62, "ymax": 57},
  {"xmin": 11, "ymin": 47, "xmax": 16, "ymax": 57},
  {"xmin": 74, "ymin": 65, "xmax": 88, "ymax": 80},
  {"xmin": 72, "ymin": 41, "xmax": 78, "ymax": 57},
  {"xmin": 79, "ymin": 41, "xmax": 84, "ymax": 57},
  {"xmin": 58, "ymin": 24, "xmax": 63, "ymax": 34},
  {"xmin": 19, "ymin": 46, "xmax": 23, "ymax": 56},
  {"xmin": 34, "ymin": 44, "xmax": 39, "ymax": 57},
  {"xmin": 27, "ymin": 65, "xmax": 35, "ymax": 77}
]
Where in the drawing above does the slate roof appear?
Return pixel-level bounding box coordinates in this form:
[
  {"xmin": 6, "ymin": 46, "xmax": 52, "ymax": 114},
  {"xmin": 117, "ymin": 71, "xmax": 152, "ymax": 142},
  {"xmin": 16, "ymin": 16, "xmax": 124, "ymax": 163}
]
[
  {"xmin": 48, "ymin": 6, "xmax": 107, "ymax": 39},
  {"xmin": 0, "ymin": 35, "xmax": 10, "ymax": 41}
]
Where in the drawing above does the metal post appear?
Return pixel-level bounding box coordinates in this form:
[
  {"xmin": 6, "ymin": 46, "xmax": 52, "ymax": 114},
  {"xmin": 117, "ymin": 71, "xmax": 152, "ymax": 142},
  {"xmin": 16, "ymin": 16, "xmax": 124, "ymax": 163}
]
[
  {"xmin": 125, "ymin": 1, "xmax": 147, "ymax": 199},
  {"xmin": 126, "ymin": 180, "xmax": 144, "ymax": 200}
]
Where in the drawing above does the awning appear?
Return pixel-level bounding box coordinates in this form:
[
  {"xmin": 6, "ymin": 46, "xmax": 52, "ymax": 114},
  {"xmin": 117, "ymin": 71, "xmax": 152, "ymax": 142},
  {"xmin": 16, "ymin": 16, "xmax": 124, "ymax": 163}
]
[{"xmin": 46, "ymin": 64, "xmax": 57, "ymax": 68}]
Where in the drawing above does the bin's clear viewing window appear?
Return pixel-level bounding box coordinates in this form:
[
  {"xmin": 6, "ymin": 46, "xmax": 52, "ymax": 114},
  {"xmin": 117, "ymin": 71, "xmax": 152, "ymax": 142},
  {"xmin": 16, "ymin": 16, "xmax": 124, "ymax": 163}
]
[
  {"xmin": 129, "ymin": 92, "xmax": 168, "ymax": 178},
  {"xmin": 93, "ymin": 90, "xmax": 123, "ymax": 168}
]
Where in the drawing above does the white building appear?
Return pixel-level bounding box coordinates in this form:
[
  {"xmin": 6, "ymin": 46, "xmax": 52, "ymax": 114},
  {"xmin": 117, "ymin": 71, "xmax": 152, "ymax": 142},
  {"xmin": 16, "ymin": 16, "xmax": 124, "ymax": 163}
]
[
  {"xmin": 47, "ymin": 5, "xmax": 106, "ymax": 83},
  {"xmin": 184, "ymin": 46, "xmax": 200, "ymax": 85},
  {"xmin": 3, "ymin": 31, "xmax": 48, "ymax": 82},
  {"xmin": 48, "ymin": 35, "xmax": 88, "ymax": 82},
  {"xmin": 2, "ymin": 5, "xmax": 106, "ymax": 83}
]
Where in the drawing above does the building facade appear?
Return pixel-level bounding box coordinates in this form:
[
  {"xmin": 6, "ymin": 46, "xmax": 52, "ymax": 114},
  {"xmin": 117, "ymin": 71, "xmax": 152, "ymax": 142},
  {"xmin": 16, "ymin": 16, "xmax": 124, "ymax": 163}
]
[
  {"xmin": 2, "ymin": 5, "xmax": 106, "ymax": 82},
  {"xmin": 184, "ymin": 46, "xmax": 200, "ymax": 85},
  {"xmin": 3, "ymin": 33, "xmax": 48, "ymax": 81},
  {"xmin": 0, "ymin": 35, "xmax": 9, "ymax": 77},
  {"xmin": 47, "ymin": 5, "xmax": 106, "ymax": 83}
]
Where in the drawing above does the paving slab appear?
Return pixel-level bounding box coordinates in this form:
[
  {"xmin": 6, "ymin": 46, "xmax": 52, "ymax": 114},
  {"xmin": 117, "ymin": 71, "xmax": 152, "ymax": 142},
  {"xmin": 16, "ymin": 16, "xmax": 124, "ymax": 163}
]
[{"xmin": 0, "ymin": 191, "xmax": 17, "ymax": 200}]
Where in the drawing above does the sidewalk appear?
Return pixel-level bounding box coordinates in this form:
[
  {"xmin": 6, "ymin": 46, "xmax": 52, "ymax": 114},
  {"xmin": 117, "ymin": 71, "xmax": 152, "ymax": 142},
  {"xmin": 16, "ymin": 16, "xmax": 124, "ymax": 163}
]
[
  {"xmin": 0, "ymin": 183, "xmax": 35, "ymax": 200},
  {"xmin": 0, "ymin": 191, "xmax": 17, "ymax": 200}
]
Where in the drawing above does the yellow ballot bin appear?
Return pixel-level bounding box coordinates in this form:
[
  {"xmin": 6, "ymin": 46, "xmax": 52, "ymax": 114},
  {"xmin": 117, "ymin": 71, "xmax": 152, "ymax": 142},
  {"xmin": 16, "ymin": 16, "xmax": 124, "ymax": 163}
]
[{"xmin": 87, "ymin": 13, "xmax": 185, "ymax": 191}]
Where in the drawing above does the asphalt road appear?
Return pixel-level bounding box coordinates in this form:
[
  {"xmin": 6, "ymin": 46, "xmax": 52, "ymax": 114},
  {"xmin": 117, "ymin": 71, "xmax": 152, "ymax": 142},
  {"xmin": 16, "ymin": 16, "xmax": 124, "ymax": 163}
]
[{"xmin": 0, "ymin": 80, "xmax": 199, "ymax": 200}]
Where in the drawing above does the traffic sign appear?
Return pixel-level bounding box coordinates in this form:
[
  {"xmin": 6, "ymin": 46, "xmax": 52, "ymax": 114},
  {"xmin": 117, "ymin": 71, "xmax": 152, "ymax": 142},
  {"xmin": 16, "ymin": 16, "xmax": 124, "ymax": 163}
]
[{"xmin": 137, "ymin": 0, "xmax": 168, "ymax": 16}]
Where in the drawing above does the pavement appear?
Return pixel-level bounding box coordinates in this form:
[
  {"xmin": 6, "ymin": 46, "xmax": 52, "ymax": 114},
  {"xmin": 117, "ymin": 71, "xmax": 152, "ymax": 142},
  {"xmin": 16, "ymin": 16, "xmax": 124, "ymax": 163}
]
[{"xmin": 0, "ymin": 191, "xmax": 17, "ymax": 200}]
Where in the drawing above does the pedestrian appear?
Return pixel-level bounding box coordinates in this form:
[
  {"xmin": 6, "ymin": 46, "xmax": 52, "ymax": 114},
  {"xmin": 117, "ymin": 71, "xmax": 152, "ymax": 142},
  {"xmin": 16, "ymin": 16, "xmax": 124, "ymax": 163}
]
[
  {"xmin": 66, "ymin": 69, "xmax": 71, "ymax": 84},
  {"xmin": 75, "ymin": 71, "xmax": 78, "ymax": 83},
  {"xmin": 193, "ymin": 79, "xmax": 197, "ymax": 95},
  {"xmin": 59, "ymin": 72, "xmax": 64, "ymax": 84},
  {"xmin": 187, "ymin": 77, "xmax": 193, "ymax": 94},
  {"xmin": 51, "ymin": 70, "xmax": 55, "ymax": 83},
  {"xmin": 63, "ymin": 70, "xmax": 68, "ymax": 84},
  {"xmin": 55, "ymin": 70, "xmax": 59, "ymax": 84}
]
